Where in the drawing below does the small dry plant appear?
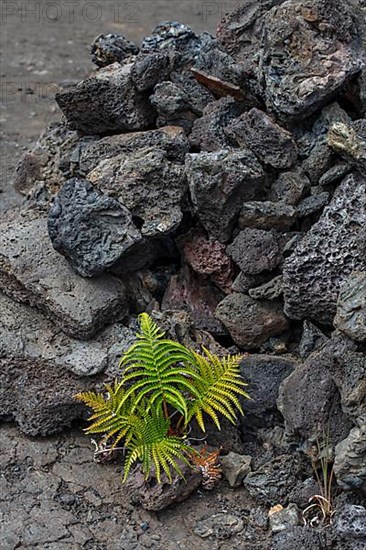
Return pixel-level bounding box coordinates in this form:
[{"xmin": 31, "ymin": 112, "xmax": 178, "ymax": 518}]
[{"xmin": 303, "ymin": 430, "xmax": 336, "ymax": 527}]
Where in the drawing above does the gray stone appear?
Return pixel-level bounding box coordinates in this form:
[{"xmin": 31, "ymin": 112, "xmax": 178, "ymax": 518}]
[
  {"xmin": 232, "ymin": 272, "xmax": 272, "ymax": 294},
  {"xmin": 131, "ymin": 51, "xmax": 172, "ymax": 91},
  {"xmin": 332, "ymin": 350, "xmax": 366, "ymax": 423},
  {"xmin": 328, "ymin": 119, "xmax": 366, "ymax": 172},
  {"xmin": 227, "ymin": 229, "xmax": 282, "ymax": 275},
  {"xmin": 226, "ymin": 108, "xmax": 298, "ymax": 169},
  {"xmin": 151, "ymin": 73, "xmax": 214, "ymax": 132},
  {"xmin": 239, "ymin": 202, "xmax": 297, "ymax": 231},
  {"xmin": 240, "ymin": 354, "xmax": 297, "ymax": 418},
  {"xmin": 189, "ymin": 97, "xmax": 246, "ymax": 152},
  {"xmin": 269, "ymin": 503, "xmax": 301, "ymax": 533},
  {"xmin": 0, "ymin": 292, "xmax": 135, "ymax": 377},
  {"xmin": 334, "ymin": 426, "xmax": 366, "ymax": 494},
  {"xmin": 90, "ymin": 33, "xmax": 139, "ymax": 67},
  {"xmin": 48, "ymin": 178, "xmax": 142, "ymax": 277},
  {"xmin": 268, "ymin": 170, "xmax": 310, "ymax": 206},
  {"xmin": 193, "ymin": 513, "xmax": 244, "ymax": 540},
  {"xmin": 249, "ymin": 276, "xmax": 284, "ymax": 301},
  {"xmin": 0, "ymin": 357, "xmax": 104, "ymax": 436},
  {"xmin": 88, "ymin": 147, "xmax": 187, "ymax": 238},
  {"xmin": 272, "ymin": 526, "xmax": 326, "ymax": 550},
  {"xmin": 186, "ymin": 149, "xmax": 265, "ymax": 242},
  {"xmin": 299, "ymin": 320, "xmax": 329, "ymax": 359},
  {"xmin": 335, "ymin": 271, "xmax": 366, "ymax": 343},
  {"xmin": 68, "ymin": 125, "xmax": 190, "ymax": 176},
  {"xmin": 56, "ymin": 62, "xmax": 154, "ymax": 134},
  {"xmin": 215, "ymin": 293, "xmax": 289, "ymax": 350},
  {"xmin": 297, "ymin": 192, "xmax": 330, "ymax": 218},
  {"xmin": 244, "ymin": 455, "xmax": 301, "ymax": 505},
  {"xmin": 125, "ymin": 463, "xmax": 201, "ymax": 511},
  {"xmin": 283, "ymin": 173, "xmax": 366, "ymax": 324},
  {"xmin": 258, "ymin": 0, "xmax": 365, "ymax": 119},
  {"xmin": 220, "ymin": 452, "xmax": 252, "ymax": 487},
  {"xmin": 319, "ymin": 163, "xmax": 351, "ymax": 187},
  {"xmin": 0, "ymin": 209, "xmax": 127, "ymax": 339},
  {"xmin": 336, "ymin": 504, "xmax": 366, "ymax": 539}
]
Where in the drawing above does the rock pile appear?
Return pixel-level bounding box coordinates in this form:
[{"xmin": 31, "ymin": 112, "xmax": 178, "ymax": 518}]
[{"xmin": 2, "ymin": 0, "xmax": 366, "ymax": 542}]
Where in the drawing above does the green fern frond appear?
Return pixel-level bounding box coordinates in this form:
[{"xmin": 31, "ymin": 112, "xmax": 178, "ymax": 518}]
[
  {"xmin": 187, "ymin": 348, "xmax": 249, "ymax": 431},
  {"xmin": 118, "ymin": 313, "xmax": 202, "ymax": 421},
  {"xmin": 123, "ymin": 406, "xmax": 192, "ymax": 483}
]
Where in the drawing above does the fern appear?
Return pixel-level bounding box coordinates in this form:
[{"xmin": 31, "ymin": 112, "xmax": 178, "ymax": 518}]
[{"xmin": 75, "ymin": 313, "xmax": 249, "ymax": 485}]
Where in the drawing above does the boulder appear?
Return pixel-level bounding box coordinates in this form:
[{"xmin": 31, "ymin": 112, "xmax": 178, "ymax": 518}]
[
  {"xmin": 185, "ymin": 149, "xmax": 265, "ymax": 242},
  {"xmin": 90, "ymin": 33, "xmax": 139, "ymax": 67},
  {"xmin": 0, "ymin": 357, "xmax": 104, "ymax": 436},
  {"xmin": 227, "ymin": 229, "xmax": 282, "ymax": 275},
  {"xmin": 48, "ymin": 178, "xmax": 142, "ymax": 277},
  {"xmin": 335, "ymin": 272, "xmax": 366, "ymax": 343},
  {"xmin": 215, "ymin": 293, "xmax": 289, "ymax": 349},
  {"xmin": 334, "ymin": 426, "xmax": 366, "ymax": 494},
  {"xmin": 239, "ymin": 201, "xmax": 297, "ymax": 231},
  {"xmin": 88, "ymin": 147, "xmax": 187, "ymax": 238},
  {"xmin": 226, "ymin": 108, "xmax": 298, "ymax": 169},
  {"xmin": 0, "ymin": 292, "xmax": 135, "ymax": 377},
  {"xmin": 283, "ymin": 173, "xmax": 366, "ymax": 324},
  {"xmin": 56, "ymin": 62, "xmax": 155, "ymax": 134},
  {"xmin": 258, "ymin": 0, "xmax": 365, "ymax": 119},
  {"xmin": 0, "ymin": 210, "xmax": 127, "ymax": 339}
]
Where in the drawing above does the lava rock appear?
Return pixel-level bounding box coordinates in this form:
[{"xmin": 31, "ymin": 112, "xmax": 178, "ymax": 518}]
[
  {"xmin": 215, "ymin": 293, "xmax": 289, "ymax": 350},
  {"xmin": 0, "ymin": 210, "xmax": 127, "ymax": 339},
  {"xmin": 277, "ymin": 345, "xmax": 353, "ymax": 445},
  {"xmin": 226, "ymin": 108, "xmax": 297, "ymax": 169},
  {"xmin": 125, "ymin": 463, "xmax": 201, "ymax": 511},
  {"xmin": 88, "ymin": 147, "xmax": 187, "ymax": 238},
  {"xmin": 328, "ymin": 119, "xmax": 366, "ymax": 172},
  {"xmin": 0, "ymin": 357, "xmax": 104, "ymax": 436},
  {"xmin": 179, "ymin": 230, "xmax": 235, "ymax": 293},
  {"xmin": 283, "ymin": 173, "xmax": 366, "ymax": 324},
  {"xmin": 269, "ymin": 503, "xmax": 301, "ymax": 533},
  {"xmin": 272, "ymin": 526, "xmax": 326, "ymax": 550},
  {"xmin": 334, "ymin": 426, "xmax": 366, "ymax": 494},
  {"xmin": 193, "ymin": 513, "xmax": 244, "ymax": 540},
  {"xmin": 186, "ymin": 149, "xmax": 265, "ymax": 242},
  {"xmin": 227, "ymin": 229, "xmax": 282, "ymax": 275},
  {"xmin": 299, "ymin": 320, "xmax": 329, "ymax": 359},
  {"xmin": 297, "ymin": 192, "xmax": 330, "ymax": 218},
  {"xmin": 0, "ymin": 292, "xmax": 135, "ymax": 377},
  {"xmin": 244, "ymin": 455, "xmax": 301, "ymax": 505},
  {"xmin": 232, "ymin": 272, "xmax": 272, "ymax": 294},
  {"xmin": 140, "ymin": 21, "xmax": 201, "ymax": 66},
  {"xmin": 336, "ymin": 504, "xmax": 366, "ymax": 539},
  {"xmin": 249, "ymin": 276, "xmax": 284, "ymax": 301},
  {"xmin": 334, "ymin": 271, "xmax": 366, "ymax": 343},
  {"xmin": 90, "ymin": 33, "xmax": 139, "ymax": 67},
  {"xmin": 150, "ymin": 73, "xmax": 214, "ymax": 132},
  {"xmin": 267, "ymin": 170, "xmax": 310, "ymax": 206},
  {"xmin": 220, "ymin": 452, "xmax": 252, "ymax": 487},
  {"xmin": 258, "ymin": 0, "xmax": 364, "ymax": 119},
  {"xmin": 56, "ymin": 62, "xmax": 155, "ymax": 135},
  {"xmin": 189, "ymin": 97, "xmax": 246, "ymax": 152},
  {"xmin": 48, "ymin": 178, "xmax": 142, "ymax": 277},
  {"xmin": 239, "ymin": 201, "xmax": 297, "ymax": 231},
  {"xmin": 131, "ymin": 51, "xmax": 172, "ymax": 91},
  {"xmin": 73, "ymin": 125, "xmax": 190, "ymax": 176},
  {"xmin": 240, "ymin": 354, "xmax": 297, "ymax": 421}
]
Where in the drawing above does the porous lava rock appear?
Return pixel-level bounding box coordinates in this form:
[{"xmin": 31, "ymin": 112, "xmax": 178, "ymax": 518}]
[
  {"xmin": 283, "ymin": 173, "xmax": 366, "ymax": 324},
  {"xmin": 48, "ymin": 178, "xmax": 142, "ymax": 277},
  {"xmin": 56, "ymin": 62, "xmax": 154, "ymax": 135},
  {"xmin": 227, "ymin": 228, "xmax": 282, "ymax": 275},
  {"xmin": 0, "ymin": 209, "xmax": 127, "ymax": 339},
  {"xmin": 186, "ymin": 149, "xmax": 265, "ymax": 242},
  {"xmin": 335, "ymin": 271, "xmax": 366, "ymax": 343},
  {"xmin": 334, "ymin": 426, "xmax": 366, "ymax": 494},
  {"xmin": 215, "ymin": 293, "xmax": 289, "ymax": 349},
  {"xmin": 239, "ymin": 201, "xmax": 297, "ymax": 231},
  {"xmin": 91, "ymin": 33, "xmax": 139, "ymax": 67},
  {"xmin": 267, "ymin": 170, "xmax": 310, "ymax": 206}
]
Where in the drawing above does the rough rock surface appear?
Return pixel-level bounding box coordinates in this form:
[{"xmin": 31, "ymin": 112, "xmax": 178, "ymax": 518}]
[
  {"xmin": 220, "ymin": 452, "xmax": 252, "ymax": 487},
  {"xmin": 56, "ymin": 62, "xmax": 154, "ymax": 134},
  {"xmin": 0, "ymin": 210, "xmax": 127, "ymax": 339},
  {"xmin": 215, "ymin": 293, "xmax": 289, "ymax": 349},
  {"xmin": 258, "ymin": 0, "xmax": 365, "ymax": 119},
  {"xmin": 334, "ymin": 271, "xmax": 366, "ymax": 343},
  {"xmin": 88, "ymin": 147, "xmax": 187, "ymax": 238},
  {"xmin": 48, "ymin": 178, "xmax": 142, "ymax": 277},
  {"xmin": 336, "ymin": 504, "xmax": 366, "ymax": 540},
  {"xmin": 267, "ymin": 170, "xmax": 310, "ymax": 206},
  {"xmin": 283, "ymin": 173, "xmax": 366, "ymax": 324},
  {"xmin": 328, "ymin": 119, "xmax": 366, "ymax": 172},
  {"xmin": 226, "ymin": 108, "xmax": 298, "ymax": 169},
  {"xmin": 227, "ymin": 229, "xmax": 282, "ymax": 275},
  {"xmin": 334, "ymin": 426, "xmax": 366, "ymax": 494},
  {"xmin": 90, "ymin": 33, "xmax": 139, "ymax": 67},
  {"xmin": 0, "ymin": 358, "xmax": 103, "ymax": 436},
  {"xmin": 239, "ymin": 202, "xmax": 297, "ymax": 231},
  {"xmin": 186, "ymin": 149, "xmax": 265, "ymax": 242},
  {"xmin": 249, "ymin": 276, "xmax": 284, "ymax": 301},
  {"xmin": 0, "ymin": 292, "xmax": 135, "ymax": 377}
]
